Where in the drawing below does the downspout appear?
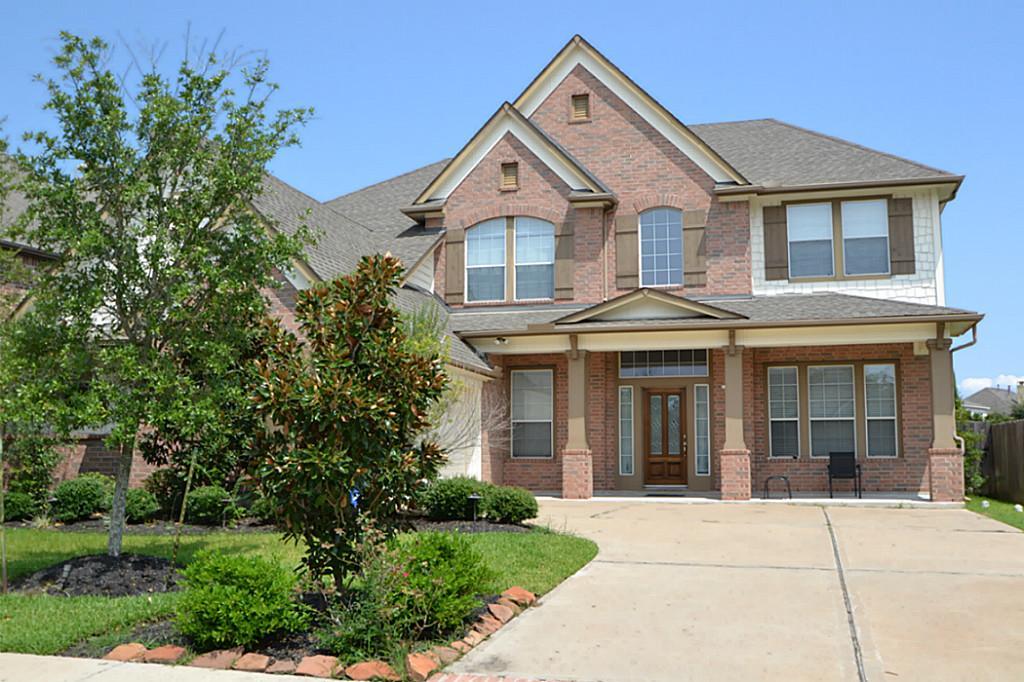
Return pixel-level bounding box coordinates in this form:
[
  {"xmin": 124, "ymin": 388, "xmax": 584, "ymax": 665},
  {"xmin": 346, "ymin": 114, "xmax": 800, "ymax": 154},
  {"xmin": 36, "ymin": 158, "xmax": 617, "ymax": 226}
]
[
  {"xmin": 602, "ymin": 206, "xmax": 611, "ymax": 301},
  {"xmin": 949, "ymin": 322, "xmax": 979, "ymax": 456}
]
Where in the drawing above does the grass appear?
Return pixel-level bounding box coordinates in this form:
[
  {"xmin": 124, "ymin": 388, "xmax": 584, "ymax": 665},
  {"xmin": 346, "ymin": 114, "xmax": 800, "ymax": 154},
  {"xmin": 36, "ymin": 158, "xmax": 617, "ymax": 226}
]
[
  {"xmin": 966, "ymin": 496, "xmax": 1024, "ymax": 531},
  {"xmin": 0, "ymin": 525, "xmax": 596, "ymax": 655}
]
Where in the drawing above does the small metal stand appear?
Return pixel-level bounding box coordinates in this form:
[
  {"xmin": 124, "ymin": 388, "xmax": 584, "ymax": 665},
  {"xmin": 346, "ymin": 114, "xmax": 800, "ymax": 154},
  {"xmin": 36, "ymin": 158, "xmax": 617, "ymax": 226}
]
[
  {"xmin": 763, "ymin": 475, "xmax": 792, "ymax": 500},
  {"xmin": 467, "ymin": 493, "xmax": 482, "ymax": 521}
]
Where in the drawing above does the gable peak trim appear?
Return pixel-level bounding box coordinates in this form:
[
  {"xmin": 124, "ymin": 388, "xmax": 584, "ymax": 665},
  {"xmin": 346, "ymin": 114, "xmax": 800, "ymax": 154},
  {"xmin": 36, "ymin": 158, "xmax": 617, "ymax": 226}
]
[{"xmin": 554, "ymin": 288, "xmax": 745, "ymax": 325}]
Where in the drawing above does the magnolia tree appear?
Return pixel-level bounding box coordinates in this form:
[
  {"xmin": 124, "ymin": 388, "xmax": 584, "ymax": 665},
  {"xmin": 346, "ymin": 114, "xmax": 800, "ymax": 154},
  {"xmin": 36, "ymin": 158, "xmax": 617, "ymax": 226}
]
[
  {"xmin": 4, "ymin": 33, "xmax": 311, "ymax": 556},
  {"xmin": 251, "ymin": 254, "xmax": 448, "ymax": 584}
]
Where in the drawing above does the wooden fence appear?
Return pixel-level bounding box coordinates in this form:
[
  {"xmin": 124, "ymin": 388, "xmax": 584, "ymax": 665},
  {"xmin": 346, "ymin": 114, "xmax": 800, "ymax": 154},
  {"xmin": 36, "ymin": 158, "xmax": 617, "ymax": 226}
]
[{"xmin": 989, "ymin": 420, "xmax": 1024, "ymax": 503}]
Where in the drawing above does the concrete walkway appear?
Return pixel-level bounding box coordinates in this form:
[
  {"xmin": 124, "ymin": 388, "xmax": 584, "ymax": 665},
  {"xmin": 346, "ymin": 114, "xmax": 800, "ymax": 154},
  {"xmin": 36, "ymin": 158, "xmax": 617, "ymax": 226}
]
[
  {"xmin": 0, "ymin": 653, "xmax": 309, "ymax": 681},
  {"xmin": 448, "ymin": 500, "xmax": 1024, "ymax": 682}
]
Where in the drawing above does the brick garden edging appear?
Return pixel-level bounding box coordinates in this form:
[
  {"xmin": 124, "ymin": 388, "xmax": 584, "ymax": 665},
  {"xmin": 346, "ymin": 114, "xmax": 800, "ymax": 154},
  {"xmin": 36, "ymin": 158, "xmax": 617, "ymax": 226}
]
[{"xmin": 101, "ymin": 585, "xmax": 538, "ymax": 679}]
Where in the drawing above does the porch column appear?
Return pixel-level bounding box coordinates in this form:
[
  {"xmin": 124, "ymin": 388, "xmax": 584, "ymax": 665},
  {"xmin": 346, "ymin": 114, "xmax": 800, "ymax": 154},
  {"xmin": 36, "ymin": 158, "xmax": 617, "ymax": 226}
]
[
  {"xmin": 562, "ymin": 347, "xmax": 593, "ymax": 499},
  {"xmin": 720, "ymin": 342, "xmax": 751, "ymax": 500},
  {"xmin": 927, "ymin": 336, "xmax": 964, "ymax": 502}
]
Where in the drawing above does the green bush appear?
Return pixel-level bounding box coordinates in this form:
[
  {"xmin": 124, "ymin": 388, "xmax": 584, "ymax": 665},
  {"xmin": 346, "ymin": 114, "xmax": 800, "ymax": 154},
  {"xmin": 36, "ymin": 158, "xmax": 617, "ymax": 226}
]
[
  {"xmin": 318, "ymin": 531, "xmax": 493, "ymax": 661},
  {"xmin": 248, "ymin": 493, "xmax": 279, "ymax": 525},
  {"xmin": 4, "ymin": 491, "xmax": 37, "ymax": 521},
  {"xmin": 482, "ymin": 485, "xmax": 538, "ymax": 524},
  {"xmin": 420, "ymin": 476, "xmax": 493, "ymax": 520},
  {"xmin": 144, "ymin": 468, "xmax": 187, "ymax": 519},
  {"xmin": 52, "ymin": 474, "xmax": 113, "ymax": 522},
  {"xmin": 185, "ymin": 485, "xmax": 240, "ymax": 526},
  {"xmin": 5, "ymin": 435, "xmax": 61, "ymax": 508},
  {"xmin": 125, "ymin": 488, "xmax": 160, "ymax": 523},
  {"xmin": 176, "ymin": 551, "xmax": 308, "ymax": 650}
]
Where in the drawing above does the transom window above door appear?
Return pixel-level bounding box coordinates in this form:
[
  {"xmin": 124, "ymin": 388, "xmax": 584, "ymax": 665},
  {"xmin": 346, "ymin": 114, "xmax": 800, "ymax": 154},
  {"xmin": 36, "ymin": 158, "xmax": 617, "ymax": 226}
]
[
  {"xmin": 639, "ymin": 208, "xmax": 683, "ymax": 286},
  {"xmin": 619, "ymin": 349, "xmax": 708, "ymax": 377},
  {"xmin": 464, "ymin": 216, "xmax": 555, "ymax": 303}
]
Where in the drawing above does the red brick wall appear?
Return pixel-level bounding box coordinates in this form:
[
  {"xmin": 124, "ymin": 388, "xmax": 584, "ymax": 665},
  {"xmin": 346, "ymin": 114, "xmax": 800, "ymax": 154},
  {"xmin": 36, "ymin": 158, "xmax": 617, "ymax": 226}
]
[
  {"xmin": 265, "ymin": 269, "xmax": 303, "ymax": 335},
  {"xmin": 747, "ymin": 343, "xmax": 932, "ymax": 494},
  {"xmin": 54, "ymin": 437, "xmax": 157, "ymax": 488}
]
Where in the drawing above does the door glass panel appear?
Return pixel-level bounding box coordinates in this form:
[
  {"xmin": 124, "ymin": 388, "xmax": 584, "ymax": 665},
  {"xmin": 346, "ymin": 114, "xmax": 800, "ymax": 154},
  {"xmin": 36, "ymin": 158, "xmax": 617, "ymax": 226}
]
[
  {"xmin": 667, "ymin": 394, "xmax": 681, "ymax": 455},
  {"xmin": 649, "ymin": 395, "xmax": 662, "ymax": 454}
]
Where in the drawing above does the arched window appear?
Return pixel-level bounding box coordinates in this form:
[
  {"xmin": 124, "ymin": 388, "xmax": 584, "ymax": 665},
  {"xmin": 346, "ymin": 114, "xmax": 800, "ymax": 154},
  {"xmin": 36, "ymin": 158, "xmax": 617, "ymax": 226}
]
[
  {"xmin": 514, "ymin": 217, "xmax": 554, "ymax": 300},
  {"xmin": 465, "ymin": 218, "xmax": 506, "ymax": 302},
  {"xmin": 639, "ymin": 208, "xmax": 683, "ymax": 286}
]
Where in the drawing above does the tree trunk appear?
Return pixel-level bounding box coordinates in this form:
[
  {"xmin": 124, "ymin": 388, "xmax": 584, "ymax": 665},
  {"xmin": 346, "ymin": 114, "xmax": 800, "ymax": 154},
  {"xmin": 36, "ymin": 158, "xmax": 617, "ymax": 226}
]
[{"xmin": 107, "ymin": 432, "xmax": 136, "ymax": 557}]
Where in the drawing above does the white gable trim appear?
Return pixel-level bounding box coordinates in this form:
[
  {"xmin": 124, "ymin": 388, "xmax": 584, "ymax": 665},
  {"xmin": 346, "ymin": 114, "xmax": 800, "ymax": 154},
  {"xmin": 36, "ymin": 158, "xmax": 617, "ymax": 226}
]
[
  {"xmin": 418, "ymin": 105, "xmax": 602, "ymax": 203},
  {"xmin": 556, "ymin": 288, "xmax": 742, "ymax": 324},
  {"xmin": 514, "ymin": 37, "xmax": 745, "ymax": 185}
]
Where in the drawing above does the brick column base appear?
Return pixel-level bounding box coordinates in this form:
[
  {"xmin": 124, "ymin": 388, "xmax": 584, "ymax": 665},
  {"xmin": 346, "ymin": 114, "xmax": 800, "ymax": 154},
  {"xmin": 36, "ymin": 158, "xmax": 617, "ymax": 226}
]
[
  {"xmin": 719, "ymin": 449, "xmax": 752, "ymax": 501},
  {"xmin": 928, "ymin": 448, "xmax": 964, "ymax": 502},
  {"xmin": 561, "ymin": 449, "xmax": 593, "ymax": 499}
]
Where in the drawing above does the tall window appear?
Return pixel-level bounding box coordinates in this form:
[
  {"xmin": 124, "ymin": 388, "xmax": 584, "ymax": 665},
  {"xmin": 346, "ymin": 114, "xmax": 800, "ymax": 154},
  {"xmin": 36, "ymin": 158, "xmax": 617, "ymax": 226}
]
[
  {"xmin": 865, "ymin": 364, "xmax": 898, "ymax": 457},
  {"xmin": 768, "ymin": 367, "xmax": 799, "ymax": 457},
  {"xmin": 618, "ymin": 386, "xmax": 634, "ymax": 475},
  {"xmin": 510, "ymin": 369, "xmax": 553, "ymax": 458},
  {"xmin": 694, "ymin": 384, "xmax": 710, "ymax": 475},
  {"xmin": 787, "ymin": 203, "xmax": 834, "ymax": 278},
  {"xmin": 466, "ymin": 218, "xmax": 505, "ymax": 302},
  {"xmin": 639, "ymin": 208, "xmax": 683, "ymax": 286},
  {"xmin": 514, "ymin": 217, "xmax": 554, "ymax": 300},
  {"xmin": 842, "ymin": 199, "xmax": 890, "ymax": 276},
  {"xmin": 808, "ymin": 365, "xmax": 856, "ymax": 457}
]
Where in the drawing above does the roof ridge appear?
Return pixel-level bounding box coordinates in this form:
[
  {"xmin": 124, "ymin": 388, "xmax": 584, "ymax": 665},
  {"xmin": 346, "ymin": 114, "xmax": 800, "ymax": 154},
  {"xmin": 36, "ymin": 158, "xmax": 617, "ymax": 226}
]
[
  {"xmin": 765, "ymin": 118, "xmax": 957, "ymax": 178},
  {"xmin": 325, "ymin": 159, "xmax": 450, "ymax": 205},
  {"xmin": 688, "ymin": 117, "xmax": 775, "ymax": 128}
]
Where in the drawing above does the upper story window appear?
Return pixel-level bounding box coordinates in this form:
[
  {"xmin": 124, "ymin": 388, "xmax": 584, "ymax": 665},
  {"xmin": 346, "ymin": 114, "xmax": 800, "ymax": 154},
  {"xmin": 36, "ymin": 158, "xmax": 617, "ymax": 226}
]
[
  {"xmin": 639, "ymin": 208, "xmax": 683, "ymax": 286},
  {"xmin": 787, "ymin": 203, "xmax": 834, "ymax": 278},
  {"xmin": 514, "ymin": 217, "xmax": 554, "ymax": 300},
  {"xmin": 466, "ymin": 218, "xmax": 506, "ymax": 302},
  {"xmin": 465, "ymin": 216, "xmax": 555, "ymax": 303},
  {"xmin": 841, "ymin": 199, "xmax": 890, "ymax": 276}
]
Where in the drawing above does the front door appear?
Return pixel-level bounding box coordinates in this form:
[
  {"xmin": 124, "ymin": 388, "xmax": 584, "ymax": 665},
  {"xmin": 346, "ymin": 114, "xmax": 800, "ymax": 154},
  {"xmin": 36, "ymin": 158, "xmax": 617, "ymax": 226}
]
[{"xmin": 643, "ymin": 389, "xmax": 687, "ymax": 485}]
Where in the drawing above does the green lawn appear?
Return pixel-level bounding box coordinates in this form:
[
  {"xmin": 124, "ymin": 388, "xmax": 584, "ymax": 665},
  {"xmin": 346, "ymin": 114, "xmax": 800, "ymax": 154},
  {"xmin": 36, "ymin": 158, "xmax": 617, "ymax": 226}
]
[
  {"xmin": 966, "ymin": 496, "xmax": 1024, "ymax": 531},
  {"xmin": 0, "ymin": 526, "xmax": 597, "ymax": 655}
]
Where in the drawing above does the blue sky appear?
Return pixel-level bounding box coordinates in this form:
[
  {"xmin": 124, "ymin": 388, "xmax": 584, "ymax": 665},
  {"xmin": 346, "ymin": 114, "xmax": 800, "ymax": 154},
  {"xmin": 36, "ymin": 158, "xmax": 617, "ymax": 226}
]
[{"xmin": 2, "ymin": 0, "xmax": 1020, "ymax": 394}]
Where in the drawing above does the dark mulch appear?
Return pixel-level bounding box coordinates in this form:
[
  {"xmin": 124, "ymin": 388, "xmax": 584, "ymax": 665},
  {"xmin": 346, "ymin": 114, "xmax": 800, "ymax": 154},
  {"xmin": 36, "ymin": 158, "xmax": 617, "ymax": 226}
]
[
  {"xmin": 2, "ymin": 517, "xmax": 277, "ymax": 535},
  {"xmin": 62, "ymin": 620, "xmax": 184, "ymax": 658},
  {"xmin": 14, "ymin": 554, "xmax": 181, "ymax": 597},
  {"xmin": 409, "ymin": 518, "xmax": 532, "ymax": 534}
]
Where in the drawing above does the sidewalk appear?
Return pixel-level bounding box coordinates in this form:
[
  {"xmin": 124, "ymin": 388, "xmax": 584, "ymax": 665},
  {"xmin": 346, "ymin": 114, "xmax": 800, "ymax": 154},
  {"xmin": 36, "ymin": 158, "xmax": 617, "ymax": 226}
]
[{"xmin": 0, "ymin": 653, "xmax": 308, "ymax": 682}]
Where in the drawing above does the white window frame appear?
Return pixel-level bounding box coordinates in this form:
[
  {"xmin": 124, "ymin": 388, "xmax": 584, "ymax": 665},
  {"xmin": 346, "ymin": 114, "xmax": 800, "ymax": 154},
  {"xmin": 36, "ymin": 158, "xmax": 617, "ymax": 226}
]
[
  {"xmin": 807, "ymin": 364, "xmax": 857, "ymax": 459},
  {"xmin": 840, "ymin": 199, "xmax": 891, "ymax": 277},
  {"xmin": 464, "ymin": 218, "xmax": 506, "ymax": 303},
  {"xmin": 512, "ymin": 216, "xmax": 555, "ymax": 302},
  {"xmin": 694, "ymin": 383, "xmax": 711, "ymax": 476},
  {"xmin": 786, "ymin": 202, "xmax": 835, "ymax": 279},
  {"xmin": 618, "ymin": 386, "xmax": 634, "ymax": 476},
  {"xmin": 864, "ymin": 363, "xmax": 899, "ymax": 458},
  {"xmin": 638, "ymin": 208, "xmax": 684, "ymax": 287},
  {"xmin": 509, "ymin": 368, "xmax": 554, "ymax": 459},
  {"xmin": 617, "ymin": 350, "xmax": 709, "ymax": 378},
  {"xmin": 767, "ymin": 366, "xmax": 800, "ymax": 459}
]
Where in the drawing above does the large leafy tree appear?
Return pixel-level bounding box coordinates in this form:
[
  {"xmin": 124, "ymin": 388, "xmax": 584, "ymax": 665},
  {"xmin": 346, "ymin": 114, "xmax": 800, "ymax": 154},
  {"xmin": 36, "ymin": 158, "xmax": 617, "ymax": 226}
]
[
  {"xmin": 4, "ymin": 33, "xmax": 311, "ymax": 556},
  {"xmin": 252, "ymin": 254, "xmax": 448, "ymax": 584}
]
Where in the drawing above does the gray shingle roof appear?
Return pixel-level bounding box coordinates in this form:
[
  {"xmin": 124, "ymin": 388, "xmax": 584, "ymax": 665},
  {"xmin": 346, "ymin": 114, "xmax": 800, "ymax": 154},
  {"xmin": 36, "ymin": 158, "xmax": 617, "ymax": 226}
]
[
  {"xmin": 393, "ymin": 286, "xmax": 493, "ymax": 374},
  {"xmin": 962, "ymin": 387, "xmax": 1019, "ymax": 415},
  {"xmin": 690, "ymin": 119, "xmax": 958, "ymax": 189},
  {"xmin": 449, "ymin": 292, "xmax": 978, "ymax": 335}
]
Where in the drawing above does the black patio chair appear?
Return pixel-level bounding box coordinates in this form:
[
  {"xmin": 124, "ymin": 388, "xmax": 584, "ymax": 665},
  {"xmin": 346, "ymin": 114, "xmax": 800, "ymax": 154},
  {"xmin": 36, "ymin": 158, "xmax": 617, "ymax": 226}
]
[{"xmin": 827, "ymin": 451, "xmax": 862, "ymax": 499}]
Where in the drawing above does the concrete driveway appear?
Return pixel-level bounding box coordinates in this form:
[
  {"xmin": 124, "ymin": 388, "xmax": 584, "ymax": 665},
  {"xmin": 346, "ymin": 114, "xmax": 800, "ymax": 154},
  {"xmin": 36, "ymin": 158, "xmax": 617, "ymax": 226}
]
[{"xmin": 447, "ymin": 500, "xmax": 1024, "ymax": 682}]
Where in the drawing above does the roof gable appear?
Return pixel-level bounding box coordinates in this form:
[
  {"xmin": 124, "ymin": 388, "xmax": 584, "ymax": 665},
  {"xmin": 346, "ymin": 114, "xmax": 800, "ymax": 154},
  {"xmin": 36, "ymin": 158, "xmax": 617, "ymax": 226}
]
[
  {"xmin": 513, "ymin": 36, "xmax": 747, "ymax": 186},
  {"xmin": 414, "ymin": 103, "xmax": 606, "ymax": 204},
  {"xmin": 556, "ymin": 288, "xmax": 744, "ymax": 324}
]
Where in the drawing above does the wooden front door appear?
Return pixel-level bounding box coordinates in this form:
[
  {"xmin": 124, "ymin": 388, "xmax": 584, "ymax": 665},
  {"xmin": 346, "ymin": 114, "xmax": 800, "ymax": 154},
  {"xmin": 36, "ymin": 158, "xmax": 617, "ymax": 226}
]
[{"xmin": 643, "ymin": 389, "xmax": 687, "ymax": 485}]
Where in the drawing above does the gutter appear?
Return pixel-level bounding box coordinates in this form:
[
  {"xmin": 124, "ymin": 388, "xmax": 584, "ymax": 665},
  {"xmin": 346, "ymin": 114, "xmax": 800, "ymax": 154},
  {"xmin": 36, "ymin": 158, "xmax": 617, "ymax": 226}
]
[{"xmin": 714, "ymin": 175, "xmax": 965, "ymax": 197}]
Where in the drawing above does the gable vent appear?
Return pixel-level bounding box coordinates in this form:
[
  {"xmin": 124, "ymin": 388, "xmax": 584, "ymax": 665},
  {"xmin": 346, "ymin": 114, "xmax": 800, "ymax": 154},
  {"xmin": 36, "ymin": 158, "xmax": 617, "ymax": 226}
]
[
  {"xmin": 501, "ymin": 162, "xmax": 519, "ymax": 190},
  {"xmin": 571, "ymin": 93, "xmax": 590, "ymax": 121}
]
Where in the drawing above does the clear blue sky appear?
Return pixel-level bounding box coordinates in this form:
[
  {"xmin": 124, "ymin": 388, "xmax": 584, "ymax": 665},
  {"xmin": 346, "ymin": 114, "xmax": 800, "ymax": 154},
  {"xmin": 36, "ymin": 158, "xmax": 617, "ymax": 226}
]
[{"xmin": 2, "ymin": 0, "xmax": 1020, "ymax": 393}]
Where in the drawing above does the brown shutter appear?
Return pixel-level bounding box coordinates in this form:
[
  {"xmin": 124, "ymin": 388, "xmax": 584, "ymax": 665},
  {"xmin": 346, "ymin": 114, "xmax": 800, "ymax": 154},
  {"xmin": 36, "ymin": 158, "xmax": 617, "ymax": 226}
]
[
  {"xmin": 888, "ymin": 197, "xmax": 915, "ymax": 275},
  {"xmin": 445, "ymin": 227, "xmax": 465, "ymax": 304},
  {"xmin": 763, "ymin": 205, "xmax": 789, "ymax": 280},
  {"xmin": 683, "ymin": 209, "xmax": 708, "ymax": 287},
  {"xmin": 554, "ymin": 221, "xmax": 574, "ymax": 299},
  {"xmin": 615, "ymin": 212, "xmax": 639, "ymax": 289}
]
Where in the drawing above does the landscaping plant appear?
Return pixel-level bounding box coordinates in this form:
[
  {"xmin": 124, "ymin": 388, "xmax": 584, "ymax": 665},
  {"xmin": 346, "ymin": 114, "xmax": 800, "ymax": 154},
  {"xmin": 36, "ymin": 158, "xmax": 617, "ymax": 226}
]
[
  {"xmin": 1, "ymin": 32, "xmax": 312, "ymax": 557},
  {"xmin": 251, "ymin": 254, "xmax": 448, "ymax": 583},
  {"xmin": 124, "ymin": 488, "xmax": 160, "ymax": 524},
  {"xmin": 482, "ymin": 485, "xmax": 539, "ymax": 524},
  {"xmin": 176, "ymin": 550, "xmax": 309, "ymax": 650},
  {"xmin": 420, "ymin": 476, "xmax": 494, "ymax": 520},
  {"xmin": 3, "ymin": 492, "xmax": 36, "ymax": 522},
  {"xmin": 52, "ymin": 474, "xmax": 113, "ymax": 523},
  {"xmin": 184, "ymin": 485, "xmax": 240, "ymax": 526}
]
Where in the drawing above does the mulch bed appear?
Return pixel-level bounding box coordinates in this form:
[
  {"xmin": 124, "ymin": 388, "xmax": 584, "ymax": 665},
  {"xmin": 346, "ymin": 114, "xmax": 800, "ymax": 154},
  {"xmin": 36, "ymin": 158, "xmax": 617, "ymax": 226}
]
[
  {"xmin": 14, "ymin": 554, "xmax": 181, "ymax": 597},
  {"xmin": 3, "ymin": 517, "xmax": 276, "ymax": 535},
  {"xmin": 408, "ymin": 518, "xmax": 532, "ymax": 534},
  {"xmin": 62, "ymin": 620, "xmax": 184, "ymax": 658}
]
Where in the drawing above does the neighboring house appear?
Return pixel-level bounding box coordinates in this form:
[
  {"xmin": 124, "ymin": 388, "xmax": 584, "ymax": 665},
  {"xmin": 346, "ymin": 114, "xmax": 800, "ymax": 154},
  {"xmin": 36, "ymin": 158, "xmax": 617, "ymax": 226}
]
[{"xmin": 963, "ymin": 385, "xmax": 1022, "ymax": 417}]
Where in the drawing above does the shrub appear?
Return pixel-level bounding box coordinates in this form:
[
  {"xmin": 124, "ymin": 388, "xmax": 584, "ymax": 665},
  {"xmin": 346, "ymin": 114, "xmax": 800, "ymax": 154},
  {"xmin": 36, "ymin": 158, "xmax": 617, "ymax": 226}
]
[
  {"xmin": 248, "ymin": 493, "xmax": 279, "ymax": 525},
  {"xmin": 5, "ymin": 435, "xmax": 61, "ymax": 508},
  {"xmin": 52, "ymin": 474, "xmax": 113, "ymax": 522},
  {"xmin": 482, "ymin": 485, "xmax": 538, "ymax": 524},
  {"xmin": 318, "ymin": 531, "xmax": 493, "ymax": 661},
  {"xmin": 184, "ymin": 485, "xmax": 240, "ymax": 526},
  {"xmin": 125, "ymin": 488, "xmax": 160, "ymax": 523},
  {"xmin": 4, "ymin": 491, "xmax": 37, "ymax": 522},
  {"xmin": 176, "ymin": 551, "xmax": 308, "ymax": 650},
  {"xmin": 144, "ymin": 468, "xmax": 187, "ymax": 519},
  {"xmin": 421, "ymin": 476, "xmax": 493, "ymax": 520}
]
